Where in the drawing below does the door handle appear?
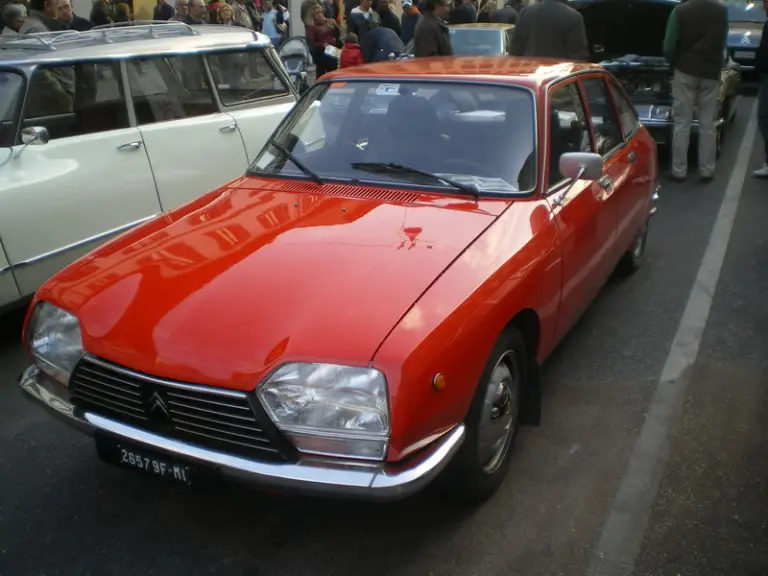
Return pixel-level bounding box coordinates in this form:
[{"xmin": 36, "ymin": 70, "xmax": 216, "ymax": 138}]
[
  {"xmin": 628, "ymin": 151, "xmax": 637, "ymax": 163},
  {"xmin": 219, "ymin": 124, "xmax": 237, "ymax": 133},
  {"xmin": 599, "ymin": 176, "xmax": 614, "ymax": 196},
  {"xmin": 117, "ymin": 141, "xmax": 142, "ymax": 151}
]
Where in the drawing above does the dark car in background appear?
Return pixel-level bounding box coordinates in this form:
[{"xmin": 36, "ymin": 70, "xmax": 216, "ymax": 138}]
[
  {"xmin": 401, "ymin": 23, "xmax": 515, "ymax": 57},
  {"xmin": 569, "ymin": 0, "xmax": 741, "ymax": 153},
  {"xmin": 726, "ymin": 0, "xmax": 765, "ymax": 74}
]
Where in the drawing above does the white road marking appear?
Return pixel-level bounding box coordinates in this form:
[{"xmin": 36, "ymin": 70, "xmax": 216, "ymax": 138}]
[{"xmin": 586, "ymin": 101, "xmax": 759, "ymax": 576}]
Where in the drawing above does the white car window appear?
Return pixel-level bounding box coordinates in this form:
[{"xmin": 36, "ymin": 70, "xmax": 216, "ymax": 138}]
[
  {"xmin": 0, "ymin": 71, "xmax": 23, "ymax": 147},
  {"xmin": 21, "ymin": 61, "xmax": 129, "ymax": 141},
  {"xmin": 126, "ymin": 55, "xmax": 218, "ymax": 125},
  {"xmin": 208, "ymin": 49, "xmax": 291, "ymax": 106}
]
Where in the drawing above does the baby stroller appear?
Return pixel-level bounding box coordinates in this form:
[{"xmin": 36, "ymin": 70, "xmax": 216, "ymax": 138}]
[{"xmin": 278, "ymin": 37, "xmax": 314, "ymax": 95}]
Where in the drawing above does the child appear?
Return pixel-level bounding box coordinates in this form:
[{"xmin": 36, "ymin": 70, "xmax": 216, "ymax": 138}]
[{"xmin": 340, "ymin": 32, "xmax": 365, "ymax": 68}]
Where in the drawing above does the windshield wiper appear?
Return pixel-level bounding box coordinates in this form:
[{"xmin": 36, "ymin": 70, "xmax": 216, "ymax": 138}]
[
  {"xmin": 350, "ymin": 162, "xmax": 480, "ymax": 198},
  {"xmin": 266, "ymin": 138, "xmax": 322, "ymax": 185}
]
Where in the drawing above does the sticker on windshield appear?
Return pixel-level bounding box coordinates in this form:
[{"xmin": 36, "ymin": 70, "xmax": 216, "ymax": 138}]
[{"xmin": 376, "ymin": 84, "xmax": 400, "ymax": 96}]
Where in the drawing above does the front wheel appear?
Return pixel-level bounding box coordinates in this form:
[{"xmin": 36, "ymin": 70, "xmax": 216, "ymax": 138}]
[{"xmin": 439, "ymin": 328, "xmax": 527, "ymax": 505}]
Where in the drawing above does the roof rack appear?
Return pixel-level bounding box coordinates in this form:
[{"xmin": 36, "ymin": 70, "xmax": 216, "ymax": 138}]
[{"xmin": 0, "ymin": 20, "xmax": 199, "ymax": 51}]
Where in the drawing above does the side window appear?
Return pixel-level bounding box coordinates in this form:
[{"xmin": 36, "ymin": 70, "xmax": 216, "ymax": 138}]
[
  {"xmin": 608, "ymin": 80, "xmax": 639, "ymax": 139},
  {"xmin": 581, "ymin": 77, "xmax": 624, "ymax": 156},
  {"xmin": 209, "ymin": 49, "xmax": 291, "ymax": 106},
  {"xmin": 127, "ymin": 55, "xmax": 218, "ymax": 125},
  {"xmin": 21, "ymin": 61, "xmax": 128, "ymax": 141},
  {"xmin": 0, "ymin": 71, "xmax": 24, "ymax": 148},
  {"xmin": 548, "ymin": 82, "xmax": 593, "ymax": 187}
]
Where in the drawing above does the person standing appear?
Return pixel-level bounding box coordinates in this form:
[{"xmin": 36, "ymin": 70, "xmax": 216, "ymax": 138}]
[
  {"xmin": 511, "ymin": 0, "xmax": 588, "ymax": 61},
  {"xmin": 663, "ymin": 0, "xmax": 727, "ymax": 182},
  {"xmin": 752, "ymin": 0, "xmax": 768, "ymax": 178},
  {"xmin": 413, "ymin": 0, "xmax": 451, "ymax": 57},
  {"xmin": 153, "ymin": 0, "xmax": 174, "ymax": 20},
  {"xmin": 1, "ymin": 2, "xmax": 26, "ymax": 35},
  {"xmin": 448, "ymin": 0, "xmax": 475, "ymax": 24},
  {"xmin": 400, "ymin": 0, "xmax": 420, "ymax": 44},
  {"xmin": 183, "ymin": 0, "xmax": 207, "ymax": 24}
]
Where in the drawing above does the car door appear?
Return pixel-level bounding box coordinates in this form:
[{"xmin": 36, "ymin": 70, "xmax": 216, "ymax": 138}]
[
  {"xmin": 606, "ymin": 77, "xmax": 654, "ymax": 254},
  {"xmin": 580, "ymin": 76, "xmax": 635, "ymax": 266},
  {"xmin": 0, "ymin": 60, "xmax": 161, "ymax": 298},
  {"xmin": 544, "ymin": 79, "xmax": 617, "ymax": 340},
  {"xmin": 207, "ymin": 48, "xmax": 297, "ymax": 163},
  {"xmin": 125, "ymin": 54, "xmax": 250, "ymax": 211},
  {"xmin": 0, "ymin": 242, "xmax": 20, "ymax": 309}
]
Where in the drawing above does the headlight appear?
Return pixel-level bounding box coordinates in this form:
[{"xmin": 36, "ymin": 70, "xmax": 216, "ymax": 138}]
[
  {"xmin": 257, "ymin": 363, "xmax": 390, "ymax": 461},
  {"xmin": 651, "ymin": 105, "xmax": 672, "ymax": 120},
  {"xmin": 27, "ymin": 302, "xmax": 83, "ymax": 386}
]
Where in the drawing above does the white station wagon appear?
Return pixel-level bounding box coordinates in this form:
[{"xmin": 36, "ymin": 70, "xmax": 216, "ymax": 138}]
[{"xmin": 0, "ymin": 22, "xmax": 297, "ymax": 313}]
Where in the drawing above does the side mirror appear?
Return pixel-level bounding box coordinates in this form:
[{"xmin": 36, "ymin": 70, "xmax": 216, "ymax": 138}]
[
  {"xmin": 559, "ymin": 151, "xmax": 603, "ymax": 181},
  {"xmin": 552, "ymin": 152, "xmax": 603, "ymax": 207},
  {"xmin": 21, "ymin": 126, "xmax": 50, "ymax": 146}
]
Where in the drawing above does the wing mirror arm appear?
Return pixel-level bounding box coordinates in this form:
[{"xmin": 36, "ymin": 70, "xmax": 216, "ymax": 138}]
[
  {"xmin": 14, "ymin": 126, "xmax": 50, "ymax": 160},
  {"xmin": 551, "ymin": 152, "xmax": 604, "ymax": 207}
]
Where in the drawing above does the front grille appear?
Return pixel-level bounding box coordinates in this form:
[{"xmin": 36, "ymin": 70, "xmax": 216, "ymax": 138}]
[{"xmin": 70, "ymin": 355, "xmax": 292, "ymax": 462}]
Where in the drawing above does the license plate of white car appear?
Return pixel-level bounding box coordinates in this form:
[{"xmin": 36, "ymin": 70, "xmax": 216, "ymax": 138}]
[
  {"xmin": 95, "ymin": 434, "xmax": 193, "ymax": 485},
  {"xmin": 734, "ymin": 51, "xmax": 755, "ymax": 59}
]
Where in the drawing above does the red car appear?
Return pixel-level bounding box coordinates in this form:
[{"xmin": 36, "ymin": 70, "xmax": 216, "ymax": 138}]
[{"xmin": 19, "ymin": 57, "xmax": 659, "ymax": 504}]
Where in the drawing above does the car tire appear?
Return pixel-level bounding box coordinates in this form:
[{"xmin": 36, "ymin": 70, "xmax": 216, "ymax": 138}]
[
  {"xmin": 438, "ymin": 327, "xmax": 527, "ymax": 506},
  {"xmin": 616, "ymin": 218, "xmax": 649, "ymax": 276}
]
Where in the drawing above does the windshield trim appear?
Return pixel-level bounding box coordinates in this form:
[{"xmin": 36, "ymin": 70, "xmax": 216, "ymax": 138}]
[{"xmin": 247, "ymin": 77, "xmax": 540, "ymax": 198}]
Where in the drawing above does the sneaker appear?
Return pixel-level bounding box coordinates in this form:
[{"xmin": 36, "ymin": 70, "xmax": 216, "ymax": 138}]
[{"xmin": 753, "ymin": 163, "xmax": 768, "ymax": 178}]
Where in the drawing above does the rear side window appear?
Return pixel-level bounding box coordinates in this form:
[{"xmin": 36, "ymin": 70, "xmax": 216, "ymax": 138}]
[
  {"xmin": 209, "ymin": 49, "xmax": 291, "ymax": 106},
  {"xmin": 608, "ymin": 79, "xmax": 639, "ymax": 139},
  {"xmin": 581, "ymin": 77, "xmax": 624, "ymax": 156},
  {"xmin": 127, "ymin": 54, "xmax": 218, "ymax": 125},
  {"xmin": 21, "ymin": 61, "xmax": 128, "ymax": 141}
]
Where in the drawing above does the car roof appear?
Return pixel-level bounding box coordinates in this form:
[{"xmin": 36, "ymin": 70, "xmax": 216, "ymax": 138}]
[
  {"xmin": 0, "ymin": 22, "xmax": 271, "ymax": 67},
  {"xmin": 449, "ymin": 23, "xmax": 515, "ymax": 29},
  {"xmin": 323, "ymin": 57, "xmax": 604, "ymax": 90}
]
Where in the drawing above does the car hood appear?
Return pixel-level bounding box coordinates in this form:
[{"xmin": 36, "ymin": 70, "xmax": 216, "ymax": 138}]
[
  {"xmin": 572, "ymin": 0, "xmax": 678, "ymax": 59},
  {"xmin": 41, "ymin": 179, "xmax": 506, "ymax": 391},
  {"xmin": 727, "ymin": 25, "xmax": 763, "ymax": 48}
]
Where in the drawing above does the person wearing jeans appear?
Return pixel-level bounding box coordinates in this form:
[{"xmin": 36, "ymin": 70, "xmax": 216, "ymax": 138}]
[
  {"xmin": 752, "ymin": 0, "xmax": 768, "ymax": 178},
  {"xmin": 663, "ymin": 0, "xmax": 727, "ymax": 183}
]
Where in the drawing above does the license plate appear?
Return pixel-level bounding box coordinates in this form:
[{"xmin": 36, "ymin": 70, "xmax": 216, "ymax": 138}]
[
  {"xmin": 95, "ymin": 434, "xmax": 193, "ymax": 485},
  {"xmin": 734, "ymin": 51, "xmax": 756, "ymax": 59}
]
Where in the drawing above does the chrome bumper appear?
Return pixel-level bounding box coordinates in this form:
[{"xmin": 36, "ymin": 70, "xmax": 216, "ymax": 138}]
[
  {"xmin": 650, "ymin": 186, "xmax": 660, "ymax": 217},
  {"xmin": 19, "ymin": 365, "xmax": 465, "ymax": 501}
]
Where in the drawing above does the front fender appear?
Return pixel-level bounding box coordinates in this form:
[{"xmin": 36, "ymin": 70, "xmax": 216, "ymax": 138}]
[{"xmin": 372, "ymin": 198, "xmax": 562, "ymax": 462}]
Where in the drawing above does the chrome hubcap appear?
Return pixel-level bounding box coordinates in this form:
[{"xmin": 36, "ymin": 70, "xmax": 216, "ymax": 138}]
[{"xmin": 478, "ymin": 351, "xmax": 520, "ymax": 475}]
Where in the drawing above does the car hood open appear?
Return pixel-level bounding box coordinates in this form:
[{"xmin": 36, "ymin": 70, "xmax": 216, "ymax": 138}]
[
  {"xmin": 571, "ymin": 0, "xmax": 678, "ymax": 60},
  {"xmin": 43, "ymin": 180, "xmax": 505, "ymax": 391}
]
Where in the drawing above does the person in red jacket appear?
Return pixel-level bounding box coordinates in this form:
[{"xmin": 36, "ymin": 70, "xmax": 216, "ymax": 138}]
[{"xmin": 340, "ymin": 32, "xmax": 365, "ymax": 68}]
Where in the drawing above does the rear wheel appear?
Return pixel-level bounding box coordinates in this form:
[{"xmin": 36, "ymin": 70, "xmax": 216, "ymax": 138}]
[{"xmin": 439, "ymin": 328, "xmax": 526, "ymax": 505}]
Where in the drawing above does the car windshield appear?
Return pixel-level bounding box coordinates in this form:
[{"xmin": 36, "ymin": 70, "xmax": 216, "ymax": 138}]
[
  {"xmin": 449, "ymin": 28, "xmax": 504, "ymax": 55},
  {"xmin": 0, "ymin": 70, "xmax": 23, "ymax": 148},
  {"xmin": 249, "ymin": 80, "xmax": 537, "ymax": 194},
  {"xmin": 726, "ymin": 0, "xmax": 766, "ymax": 23}
]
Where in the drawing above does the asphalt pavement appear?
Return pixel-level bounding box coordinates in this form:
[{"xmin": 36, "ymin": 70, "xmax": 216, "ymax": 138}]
[{"xmin": 1, "ymin": 96, "xmax": 767, "ymax": 576}]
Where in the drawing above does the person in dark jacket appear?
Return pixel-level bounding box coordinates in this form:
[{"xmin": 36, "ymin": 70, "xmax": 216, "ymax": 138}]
[
  {"xmin": 400, "ymin": 0, "xmax": 419, "ymax": 44},
  {"xmin": 361, "ymin": 20, "xmax": 404, "ymax": 60},
  {"xmin": 375, "ymin": 0, "xmax": 400, "ymax": 35},
  {"xmin": 663, "ymin": 0, "xmax": 727, "ymax": 182},
  {"xmin": 340, "ymin": 31, "xmax": 365, "ymax": 66},
  {"xmin": 413, "ymin": 0, "xmax": 452, "ymax": 57},
  {"xmin": 752, "ymin": 0, "xmax": 768, "ymax": 178},
  {"xmin": 511, "ymin": 0, "xmax": 588, "ymax": 60},
  {"xmin": 448, "ymin": 0, "xmax": 474, "ymax": 23},
  {"xmin": 490, "ymin": 0, "xmax": 516, "ymax": 23},
  {"xmin": 153, "ymin": 0, "xmax": 174, "ymax": 19}
]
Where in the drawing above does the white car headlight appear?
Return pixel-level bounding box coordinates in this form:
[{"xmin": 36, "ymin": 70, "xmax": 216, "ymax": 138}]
[
  {"xmin": 27, "ymin": 302, "xmax": 83, "ymax": 386},
  {"xmin": 257, "ymin": 363, "xmax": 390, "ymax": 461}
]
